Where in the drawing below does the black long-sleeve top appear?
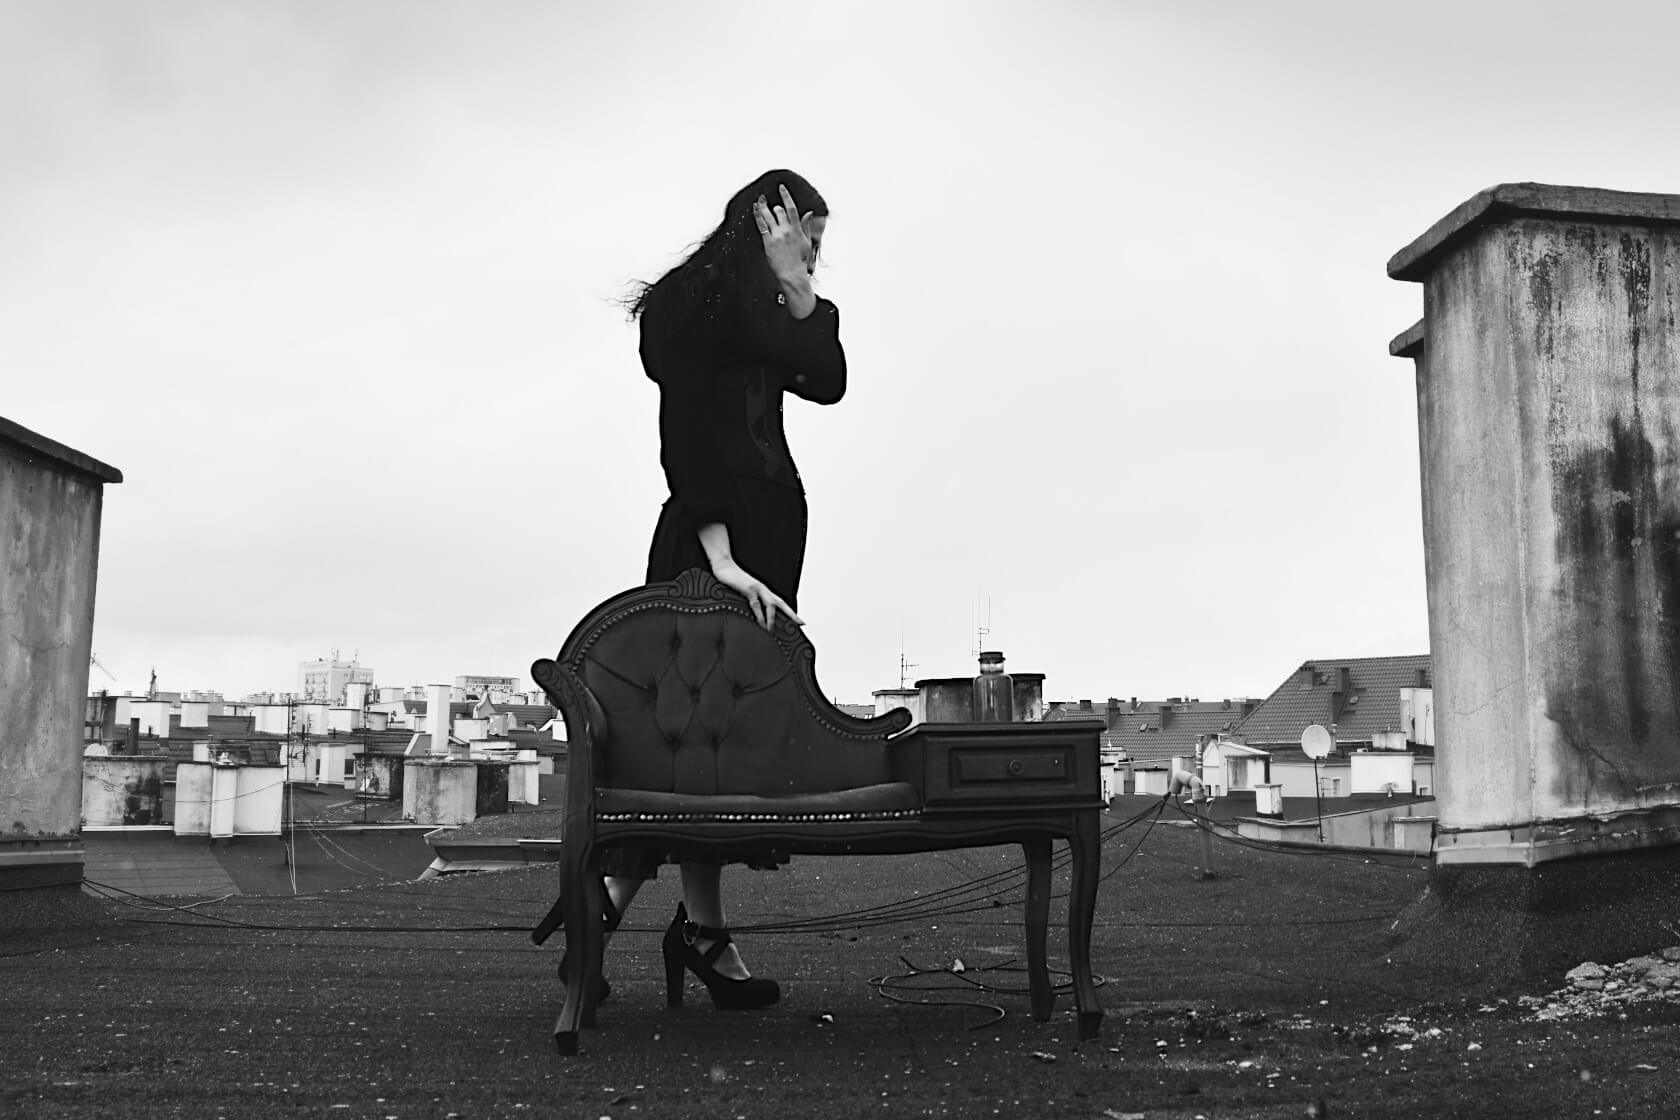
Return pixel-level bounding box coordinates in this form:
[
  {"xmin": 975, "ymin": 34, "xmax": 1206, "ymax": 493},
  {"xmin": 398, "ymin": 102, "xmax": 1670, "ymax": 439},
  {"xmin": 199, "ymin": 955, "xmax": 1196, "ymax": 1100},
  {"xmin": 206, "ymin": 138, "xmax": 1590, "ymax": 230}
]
[{"xmin": 642, "ymin": 292, "xmax": 847, "ymax": 530}]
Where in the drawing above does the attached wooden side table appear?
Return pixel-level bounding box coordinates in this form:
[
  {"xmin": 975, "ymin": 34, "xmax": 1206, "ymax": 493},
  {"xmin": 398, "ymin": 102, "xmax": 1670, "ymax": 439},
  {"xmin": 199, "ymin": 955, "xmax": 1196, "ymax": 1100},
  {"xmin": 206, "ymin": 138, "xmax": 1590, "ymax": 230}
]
[{"xmin": 887, "ymin": 721, "xmax": 1106, "ymax": 1039}]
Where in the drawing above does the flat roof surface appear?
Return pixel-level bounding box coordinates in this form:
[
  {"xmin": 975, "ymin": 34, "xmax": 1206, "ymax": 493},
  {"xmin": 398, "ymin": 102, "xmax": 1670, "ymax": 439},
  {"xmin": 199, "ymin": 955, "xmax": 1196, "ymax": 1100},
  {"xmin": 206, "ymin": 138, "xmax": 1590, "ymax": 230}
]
[
  {"xmin": 1111, "ymin": 792, "xmax": 1436, "ymax": 824},
  {"xmin": 8, "ymin": 813, "xmax": 1679, "ymax": 1117}
]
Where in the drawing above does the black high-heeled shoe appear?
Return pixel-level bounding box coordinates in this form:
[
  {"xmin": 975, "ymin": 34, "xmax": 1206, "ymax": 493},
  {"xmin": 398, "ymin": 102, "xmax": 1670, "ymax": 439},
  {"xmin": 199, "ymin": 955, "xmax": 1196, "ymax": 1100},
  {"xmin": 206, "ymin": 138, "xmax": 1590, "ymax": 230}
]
[
  {"xmin": 661, "ymin": 903, "xmax": 780, "ymax": 1010},
  {"xmin": 558, "ymin": 888, "xmax": 622, "ymax": 1003}
]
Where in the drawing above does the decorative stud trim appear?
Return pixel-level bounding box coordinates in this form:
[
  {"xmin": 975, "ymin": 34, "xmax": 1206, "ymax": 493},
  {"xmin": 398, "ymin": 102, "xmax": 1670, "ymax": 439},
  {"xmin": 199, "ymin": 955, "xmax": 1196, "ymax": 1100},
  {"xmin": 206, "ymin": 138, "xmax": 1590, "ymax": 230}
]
[{"xmin": 597, "ymin": 809, "xmax": 923, "ymax": 824}]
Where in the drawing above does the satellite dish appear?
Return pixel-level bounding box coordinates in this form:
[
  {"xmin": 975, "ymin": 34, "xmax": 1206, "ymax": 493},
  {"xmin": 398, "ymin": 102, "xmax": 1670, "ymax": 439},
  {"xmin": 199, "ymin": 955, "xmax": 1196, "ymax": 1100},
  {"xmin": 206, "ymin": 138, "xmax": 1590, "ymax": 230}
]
[{"xmin": 1301, "ymin": 723, "xmax": 1334, "ymax": 760}]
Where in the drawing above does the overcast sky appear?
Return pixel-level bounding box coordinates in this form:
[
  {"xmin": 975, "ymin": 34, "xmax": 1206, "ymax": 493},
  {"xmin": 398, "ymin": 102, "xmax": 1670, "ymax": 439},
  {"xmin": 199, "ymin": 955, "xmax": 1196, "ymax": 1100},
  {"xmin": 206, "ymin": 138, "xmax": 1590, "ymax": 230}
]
[{"xmin": 7, "ymin": 0, "xmax": 1680, "ymax": 705}]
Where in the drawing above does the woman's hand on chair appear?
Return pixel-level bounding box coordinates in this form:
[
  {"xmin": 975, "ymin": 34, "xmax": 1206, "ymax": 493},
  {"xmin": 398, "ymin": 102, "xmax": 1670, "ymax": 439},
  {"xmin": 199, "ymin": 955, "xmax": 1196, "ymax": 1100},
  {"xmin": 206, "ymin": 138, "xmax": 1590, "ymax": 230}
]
[{"xmin": 710, "ymin": 558, "xmax": 803, "ymax": 630}]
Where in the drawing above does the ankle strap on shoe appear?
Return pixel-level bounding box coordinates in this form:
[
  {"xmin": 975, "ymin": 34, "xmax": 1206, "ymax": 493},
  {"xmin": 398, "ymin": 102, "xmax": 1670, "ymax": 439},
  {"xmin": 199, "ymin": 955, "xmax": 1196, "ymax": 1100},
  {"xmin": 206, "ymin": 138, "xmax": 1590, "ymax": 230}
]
[{"xmin": 682, "ymin": 919, "xmax": 732, "ymax": 946}]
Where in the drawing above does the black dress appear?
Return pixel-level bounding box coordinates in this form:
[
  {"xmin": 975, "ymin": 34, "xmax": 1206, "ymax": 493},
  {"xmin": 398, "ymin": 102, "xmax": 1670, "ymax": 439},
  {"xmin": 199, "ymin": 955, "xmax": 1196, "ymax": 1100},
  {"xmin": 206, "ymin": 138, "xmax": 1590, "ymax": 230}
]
[
  {"xmin": 601, "ymin": 286, "xmax": 847, "ymax": 881},
  {"xmin": 643, "ymin": 289, "xmax": 846, "ymax": 600}
]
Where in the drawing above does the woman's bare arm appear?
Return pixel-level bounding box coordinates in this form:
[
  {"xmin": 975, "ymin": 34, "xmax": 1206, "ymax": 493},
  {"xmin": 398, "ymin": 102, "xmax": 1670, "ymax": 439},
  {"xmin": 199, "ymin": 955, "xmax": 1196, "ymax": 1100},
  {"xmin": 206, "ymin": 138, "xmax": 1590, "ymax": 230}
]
[{"xmin": 697, "ymin": 522, "xmax": 803, "ymax": 630}]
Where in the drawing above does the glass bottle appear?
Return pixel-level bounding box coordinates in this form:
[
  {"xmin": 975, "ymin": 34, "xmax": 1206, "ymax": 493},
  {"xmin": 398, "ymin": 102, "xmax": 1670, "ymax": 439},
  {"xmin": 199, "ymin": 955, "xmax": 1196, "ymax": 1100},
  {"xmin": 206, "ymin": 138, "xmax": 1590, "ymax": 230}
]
[{"xmin": 972, "ymin": 650, "xmax": 1016, "ymax": 723}]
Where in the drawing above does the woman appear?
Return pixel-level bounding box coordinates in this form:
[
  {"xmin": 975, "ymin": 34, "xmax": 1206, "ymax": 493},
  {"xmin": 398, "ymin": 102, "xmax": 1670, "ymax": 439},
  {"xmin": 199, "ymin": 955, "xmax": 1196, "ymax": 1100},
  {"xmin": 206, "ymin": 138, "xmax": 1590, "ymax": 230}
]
[{"xmin": 590, "ymin": 169, "xmax": 844, "ymax": 1011}]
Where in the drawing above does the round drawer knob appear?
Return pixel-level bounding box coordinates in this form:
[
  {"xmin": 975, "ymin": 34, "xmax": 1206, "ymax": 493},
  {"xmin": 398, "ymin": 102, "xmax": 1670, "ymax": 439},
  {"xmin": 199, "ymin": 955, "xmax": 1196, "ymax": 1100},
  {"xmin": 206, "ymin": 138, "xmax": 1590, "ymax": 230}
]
[{"xmin": 1008, "ymin": 759, "xmax": 1024, "ymax": 776}]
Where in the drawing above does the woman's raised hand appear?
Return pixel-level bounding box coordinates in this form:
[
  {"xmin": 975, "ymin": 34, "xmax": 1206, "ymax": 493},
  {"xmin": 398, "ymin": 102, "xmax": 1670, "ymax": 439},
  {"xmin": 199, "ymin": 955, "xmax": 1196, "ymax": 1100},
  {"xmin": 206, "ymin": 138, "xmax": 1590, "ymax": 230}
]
[{"xmin": 753, "ymin": 184, "xmax": 812, "ymax": 280}]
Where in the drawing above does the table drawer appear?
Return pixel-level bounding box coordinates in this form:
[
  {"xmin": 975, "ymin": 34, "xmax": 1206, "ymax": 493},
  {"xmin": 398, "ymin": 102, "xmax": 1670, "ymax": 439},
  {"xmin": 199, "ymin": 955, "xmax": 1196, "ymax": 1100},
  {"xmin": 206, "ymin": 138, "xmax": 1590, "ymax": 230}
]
[
  {"xmin": 895, "ymin": 724, "xmax": 1102, "ymax": 810},
  {"xmin": 951, "ymin": 746, "xmax": 1072, "ymax": 785}
]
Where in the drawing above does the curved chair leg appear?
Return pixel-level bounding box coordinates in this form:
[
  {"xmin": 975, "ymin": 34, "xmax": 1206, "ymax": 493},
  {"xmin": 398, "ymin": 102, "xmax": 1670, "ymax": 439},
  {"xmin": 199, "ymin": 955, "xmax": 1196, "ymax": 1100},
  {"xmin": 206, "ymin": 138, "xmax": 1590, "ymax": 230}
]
[
  {"xmin": 577, "ymin": 870, "xmax": 606, "ymax": 1029},
  {"xmin": 1068, "ymin": 812, "xmax": 1103, "ymax": 1041},
  {"xmin": 552, "ymin": 845, "xmax": 593, "ymax": 1055},
  {"xmin": 1022, "ymin": 837, "xmax": 1054, "ymax": 1022}
]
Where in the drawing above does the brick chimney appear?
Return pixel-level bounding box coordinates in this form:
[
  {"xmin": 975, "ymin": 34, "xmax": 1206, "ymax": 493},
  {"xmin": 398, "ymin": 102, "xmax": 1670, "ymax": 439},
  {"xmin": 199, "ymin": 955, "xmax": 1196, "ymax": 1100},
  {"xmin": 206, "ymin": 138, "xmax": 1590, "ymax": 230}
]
[
  {"xmin": 1106, "ymin": 697, "xmax": 1124, "ymax": 733},
  {"xmin": 1158, "ymin": 702, "xmax": 1173, "ymax": 730}
]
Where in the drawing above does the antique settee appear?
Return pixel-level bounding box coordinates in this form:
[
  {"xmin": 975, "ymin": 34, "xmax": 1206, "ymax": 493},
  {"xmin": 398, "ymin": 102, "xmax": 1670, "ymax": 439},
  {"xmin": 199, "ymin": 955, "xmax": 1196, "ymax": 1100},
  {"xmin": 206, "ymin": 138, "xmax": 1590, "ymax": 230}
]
[{"xmin": 531, "ymin": 569, "xmax": 1103, "ymax": 1055}]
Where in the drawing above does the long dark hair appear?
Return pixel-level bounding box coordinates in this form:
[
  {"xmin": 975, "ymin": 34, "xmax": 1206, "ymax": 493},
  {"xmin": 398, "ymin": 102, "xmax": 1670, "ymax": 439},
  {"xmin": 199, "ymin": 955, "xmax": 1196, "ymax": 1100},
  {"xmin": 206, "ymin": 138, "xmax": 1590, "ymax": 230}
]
[{"xmin": 626, "ymin": 169, "xmax": 828, "ymax": 334}]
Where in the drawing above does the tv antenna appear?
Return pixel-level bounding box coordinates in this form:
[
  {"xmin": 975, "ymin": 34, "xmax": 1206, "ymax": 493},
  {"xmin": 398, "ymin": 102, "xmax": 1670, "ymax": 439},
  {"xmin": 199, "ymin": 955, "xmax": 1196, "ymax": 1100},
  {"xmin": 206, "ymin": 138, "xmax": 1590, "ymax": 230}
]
[
  {"xmin": 898, "ymin": 635, "xmax": 918, "ymax": 689},
  {"xmin": 971, "ymin": 591, "xmax": 992, "ymax": 659}
]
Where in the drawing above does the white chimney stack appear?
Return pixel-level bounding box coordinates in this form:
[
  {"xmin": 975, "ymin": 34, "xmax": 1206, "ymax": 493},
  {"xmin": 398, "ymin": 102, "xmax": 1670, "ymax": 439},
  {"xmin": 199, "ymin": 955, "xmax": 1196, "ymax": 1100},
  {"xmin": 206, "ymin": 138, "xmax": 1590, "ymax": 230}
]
[{"xmin": 426, "ymin": 684, "xmax": 450, "ymax": 757}]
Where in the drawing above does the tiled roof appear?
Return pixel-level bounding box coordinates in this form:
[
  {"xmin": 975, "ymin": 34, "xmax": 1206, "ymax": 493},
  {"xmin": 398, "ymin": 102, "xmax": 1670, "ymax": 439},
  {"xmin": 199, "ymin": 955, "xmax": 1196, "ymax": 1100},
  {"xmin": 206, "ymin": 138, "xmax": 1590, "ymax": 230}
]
[
  {"xmin": 1103, "ymin": 699, "xmax": 1259, "ymax": 763},
  {"xmin": 406, "ymin": 701, "xmax": 476, "ymax": 718},
  {"xmin": 1233, "ymin": 655, "xmax": 1431, "ymax": 749},
  {"xmin": 139, "ymin": 737, "xmax": 287, "ymax": 780},
  {"xmin": 835, "ymin": 703, "xmax": 875, "ymax": 720},
  {"xmin": 502, "ymin": 728, "xmax": 566, "ymax": 753},
  {"xmin": 1043, "ymin": 700, "xmax": 1108, "ymax": 723},
  {"xmin": 161, "ymin": 714, "xmax": 260, "ymax": 740},
  {"xmin": 328, "ymin": 729, "xmax": 421, "ymax": 750},
  {"xmin": 482, "ymin": 703, "xmax": 558, "ymax": 728}
]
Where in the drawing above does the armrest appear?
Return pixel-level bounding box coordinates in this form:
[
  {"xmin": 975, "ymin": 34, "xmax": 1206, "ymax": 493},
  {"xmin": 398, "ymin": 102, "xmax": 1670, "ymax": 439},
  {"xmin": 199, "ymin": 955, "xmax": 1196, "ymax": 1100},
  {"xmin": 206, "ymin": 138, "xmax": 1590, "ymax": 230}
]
[
  {"xmin": 805, "ymin": 696, "xmax": 913, "ymax": 739},
  {"xmin": 532, "ymin": 658, "xmax": 606, "ymax": 828}
]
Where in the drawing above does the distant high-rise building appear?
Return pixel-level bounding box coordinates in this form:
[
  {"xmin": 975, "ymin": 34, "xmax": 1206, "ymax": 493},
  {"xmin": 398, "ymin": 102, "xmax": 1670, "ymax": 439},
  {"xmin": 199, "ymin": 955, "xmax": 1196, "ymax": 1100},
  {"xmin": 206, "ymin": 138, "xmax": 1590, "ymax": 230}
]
[
  {"xmin": 297, "ymin": 658, "xmax": 375, "ymax": 704},
  {"xmin": 454, "ymin": 674, "xmax": 520, "ymax": 699}
]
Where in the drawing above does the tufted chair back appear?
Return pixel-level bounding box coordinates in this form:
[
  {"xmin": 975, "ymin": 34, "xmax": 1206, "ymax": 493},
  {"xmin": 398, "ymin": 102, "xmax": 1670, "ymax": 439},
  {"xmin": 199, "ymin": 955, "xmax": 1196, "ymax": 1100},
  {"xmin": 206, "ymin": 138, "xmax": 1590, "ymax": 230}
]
[{"xmin": 550, "ymin": 570, "xmax": 907, "ymax": 798}]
